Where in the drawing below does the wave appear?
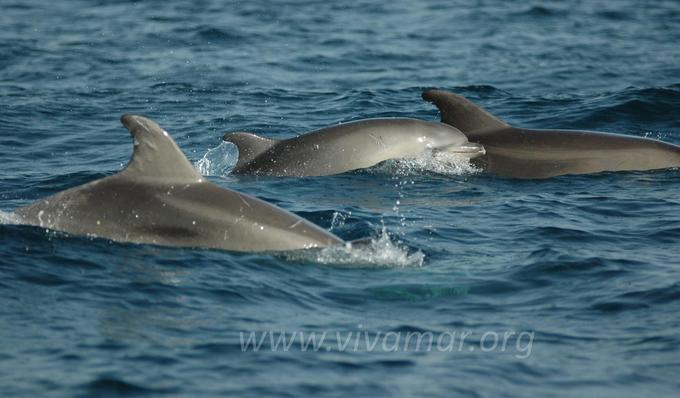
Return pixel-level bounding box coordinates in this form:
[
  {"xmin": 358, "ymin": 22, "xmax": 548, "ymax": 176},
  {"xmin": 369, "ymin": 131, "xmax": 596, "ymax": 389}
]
[
  {"xmin": 549, "ymin": 84, "xmax": 680, "ymax": 132},
  {"xmin": 81, "ymin": 377, "xmax": 178, "ymax": 396},
  {"xmin": 193, "ymin": 26, "xmax": 249, "ymax": 43},
  {"xmin": 451, "ymin": 84, "xmax": 511, "ymax": 96},
  {"xmin": 514, "ymin": 5, "xmax": 567, "ymax": 17}
]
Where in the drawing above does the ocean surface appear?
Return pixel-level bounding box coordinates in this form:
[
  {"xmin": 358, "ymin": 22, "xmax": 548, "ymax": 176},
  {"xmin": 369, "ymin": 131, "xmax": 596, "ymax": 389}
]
[{"xmin": 1, "ymin": 0, "xmax": 680, "ymax": 396}]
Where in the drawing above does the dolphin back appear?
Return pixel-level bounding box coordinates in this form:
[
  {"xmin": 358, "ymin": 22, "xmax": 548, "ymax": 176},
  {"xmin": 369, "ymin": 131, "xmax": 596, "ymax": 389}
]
[
  {"xmin": 422, "ymin": 89, "xmax": 510, "ymax": 136},
  {"xmin": 119, "ymin": 114, "xmax": 203, "ymax": 182},
  {"xmin": 223, "ymin": 118, "xmax": 477, "ymax": 176},
  {"xmin": 223, "ymin": 132, "xmax": 279, "ymax": 171},
  {"xmin": 422, "ymin": 89, "xmax": 680, "ymax": 178},
  {"xmin": 16, "ymin": 115, "xmax": 343, "ymax": 252}
]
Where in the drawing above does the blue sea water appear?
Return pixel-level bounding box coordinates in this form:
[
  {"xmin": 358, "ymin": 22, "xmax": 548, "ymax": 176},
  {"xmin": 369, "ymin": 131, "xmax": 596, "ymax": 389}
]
[{"xmin": 1, "ymin": 0, "xmax": 680, "ymax": 396}]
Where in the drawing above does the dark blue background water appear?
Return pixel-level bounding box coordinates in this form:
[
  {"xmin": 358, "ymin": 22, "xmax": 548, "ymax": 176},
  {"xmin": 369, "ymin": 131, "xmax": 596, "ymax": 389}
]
[{"xmin": 1, "ymin": 0, "xmax": 680, "ymax": 396}]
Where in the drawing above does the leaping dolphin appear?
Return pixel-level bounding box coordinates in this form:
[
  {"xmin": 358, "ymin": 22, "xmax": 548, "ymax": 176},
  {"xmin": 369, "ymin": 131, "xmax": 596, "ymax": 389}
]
[
  {"xmin": 423, "ymin": 89, "xmax": 680, "ymax": 179},
  {"xmin": 223, "ymin": 118, "xmax": 485, "ymax": 176},
  {"xmin": 15, "ymin": 115, "xmax": 343, "ymax": 252}
]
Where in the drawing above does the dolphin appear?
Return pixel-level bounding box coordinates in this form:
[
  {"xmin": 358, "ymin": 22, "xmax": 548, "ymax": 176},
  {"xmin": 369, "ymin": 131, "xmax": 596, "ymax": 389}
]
[
  {"xmin": 15, "ymin": 115, "xmax": 343, "ymax": 252},
  {"xmin": 423, "ymin": 89, "xmax": 680, "ymax": 179},
  {"xmin": 222, "ymin": 118, "xmax": 485, "ymax": 176}
]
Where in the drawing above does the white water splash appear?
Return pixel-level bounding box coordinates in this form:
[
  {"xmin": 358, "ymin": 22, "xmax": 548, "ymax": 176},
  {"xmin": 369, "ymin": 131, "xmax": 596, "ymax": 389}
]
[
  {"xmin": 0, "ymin": 210, "xmax": 21, "ymax": 225},
  {"xmin": 369, "ymin": 151, "xmax": 482, "ymax": 177},
  {"xmin": 329, "ymin": 210, "xmax": 351, "ymax": 231},
  {"xmin": 643, "ymin": 130, "xmax": 671, "ymax": 140},
  {"xmin": 194, "ymin": 142, "xmax": 238, "ymax": 177},
  {"xmin": 284, "ymin": 228, "xmax": 424, "ymax": 268}
]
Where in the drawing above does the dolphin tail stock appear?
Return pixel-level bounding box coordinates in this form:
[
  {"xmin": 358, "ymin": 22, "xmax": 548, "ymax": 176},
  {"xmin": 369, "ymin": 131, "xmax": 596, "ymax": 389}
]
[
  {"xmin": 119, "ymin": 114, "xmax": 203, "ymax": 182},
  {"xmin": 422, "ymin": 89, "xmax": 510, "ymax": 137},
  {"xmin": 222, "ymin": 132, "xmax": 278, "ymax": 169}
]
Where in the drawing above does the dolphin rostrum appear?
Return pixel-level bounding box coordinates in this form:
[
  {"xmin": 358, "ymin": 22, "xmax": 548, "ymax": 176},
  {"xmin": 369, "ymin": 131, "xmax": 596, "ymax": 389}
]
[
  {"xmin": 423, "ymin": 89, "xmax": 680, "ymax": 179},
  {"xmin": 15, "ymin": 115, "xmax": 343, "ymax": 252},
  {"xmin": 223, "ymin": 118, "xmax": 485, "ymax": 176}
]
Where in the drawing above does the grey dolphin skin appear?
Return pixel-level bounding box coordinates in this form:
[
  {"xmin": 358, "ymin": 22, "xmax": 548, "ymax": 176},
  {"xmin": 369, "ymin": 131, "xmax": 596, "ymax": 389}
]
[
  {"xmin": 423, "ymin": 89, "xmax": 680, "ymax": 179},
  {"xmin": 223, "ymin": 118, "xmax": 485, "ymax": 176},
  {"xmin": 16, "ymin": 115, "xmax": 343, "ymax": 252}
]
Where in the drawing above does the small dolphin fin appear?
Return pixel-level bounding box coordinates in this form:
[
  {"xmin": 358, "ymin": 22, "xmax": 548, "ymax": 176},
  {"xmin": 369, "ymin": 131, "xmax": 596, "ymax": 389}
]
[
  {"xmin": 422, "ymin": 89, "xmax": 510, "ymax": 136},
  {"xmin": 119, "ymin": 114, "xmax": 202, "ymax": 181},
  {"xmin": 222, "ymin": 132, "xmax": 278, "ymax": 169}
]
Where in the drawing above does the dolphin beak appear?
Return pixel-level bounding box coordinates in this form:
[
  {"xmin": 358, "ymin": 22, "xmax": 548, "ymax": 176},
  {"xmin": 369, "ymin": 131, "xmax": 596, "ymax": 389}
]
[
  {"xmin": 120, "ymin": 114, "xmax": 138, "ymax": 127},
  {"xmin": 438, "ymin": 142, "xmax": 486, "ymax": 158}
]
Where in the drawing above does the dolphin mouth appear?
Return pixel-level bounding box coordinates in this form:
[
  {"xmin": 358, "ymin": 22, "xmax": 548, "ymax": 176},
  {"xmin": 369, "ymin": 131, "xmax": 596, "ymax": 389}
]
[{"xmin": 437, "ymin": 142, "xmax": 486, "ymax": 158}]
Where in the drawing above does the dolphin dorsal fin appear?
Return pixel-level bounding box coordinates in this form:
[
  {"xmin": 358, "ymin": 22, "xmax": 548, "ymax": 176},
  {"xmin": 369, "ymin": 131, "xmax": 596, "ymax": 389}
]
[
  {"xmin": 119, "ymin": 114, "xmax": 202, "ymax": 182},
  {"xmin": 422, "ymin": 89, "xmax": 510, "ymax": 136},
  {"xmin": 222, "ymin": 132, "xmax": 278, "ymax": 169}
]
